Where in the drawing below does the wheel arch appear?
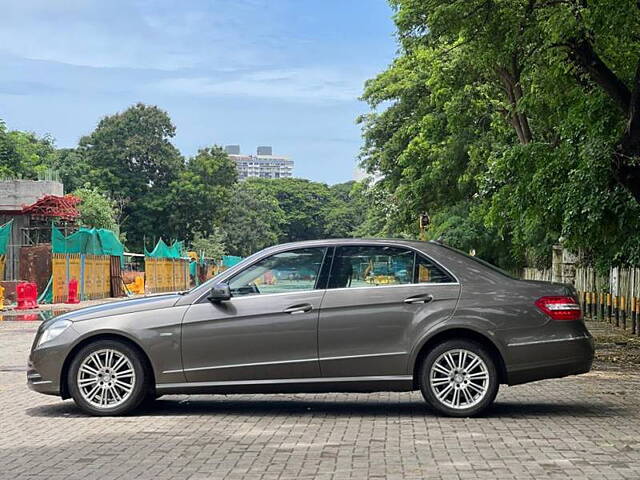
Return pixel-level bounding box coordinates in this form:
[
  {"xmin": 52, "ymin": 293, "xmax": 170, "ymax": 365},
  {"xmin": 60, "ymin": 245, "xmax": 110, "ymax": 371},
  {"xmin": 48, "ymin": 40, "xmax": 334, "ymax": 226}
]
[
  {"xmin": 60, "ymin": 332, "xmax": 156, "ymax": 399},
  {"xmin": 411, "ymin": 327, "xmax": 507, "ymax": 389}
]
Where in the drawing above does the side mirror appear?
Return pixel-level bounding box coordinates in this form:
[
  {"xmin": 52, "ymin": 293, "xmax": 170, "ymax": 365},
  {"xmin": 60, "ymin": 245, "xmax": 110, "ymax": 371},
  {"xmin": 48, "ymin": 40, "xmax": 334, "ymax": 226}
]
[{"xmin": 208, "ymin": 282, "xmax": 231, "ymax": 302}]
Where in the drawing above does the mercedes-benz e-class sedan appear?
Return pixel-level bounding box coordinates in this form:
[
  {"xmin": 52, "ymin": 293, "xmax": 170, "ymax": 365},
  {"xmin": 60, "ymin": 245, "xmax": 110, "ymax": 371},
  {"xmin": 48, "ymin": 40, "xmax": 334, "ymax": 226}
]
[{"xmin": 28, "ymin": 239, "xmax": 594, "ymax": 417}]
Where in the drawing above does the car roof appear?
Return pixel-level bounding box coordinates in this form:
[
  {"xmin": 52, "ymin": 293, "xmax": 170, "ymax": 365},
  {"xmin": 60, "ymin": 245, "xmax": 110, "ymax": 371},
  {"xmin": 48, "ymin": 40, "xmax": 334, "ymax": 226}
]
[{"xmin": 264, "ymin": 237, "xmax": 434, "ymax": 250}]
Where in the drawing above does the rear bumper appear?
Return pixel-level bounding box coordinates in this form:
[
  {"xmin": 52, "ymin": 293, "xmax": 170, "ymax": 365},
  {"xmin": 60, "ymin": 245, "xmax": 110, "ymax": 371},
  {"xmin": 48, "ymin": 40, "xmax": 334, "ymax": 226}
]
[{"xmin": 505, "ymin": 333, "xmax": 594, "ymax": 385}]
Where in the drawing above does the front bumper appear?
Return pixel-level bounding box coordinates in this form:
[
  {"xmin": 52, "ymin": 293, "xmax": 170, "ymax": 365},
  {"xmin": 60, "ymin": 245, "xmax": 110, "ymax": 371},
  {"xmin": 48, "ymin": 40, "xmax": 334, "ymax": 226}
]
[
  {"xmin": 27, "ymin": 359, "xmax": 60, "ymax": 396},
  {"xmin": 505, "ymin": 333, "xmax": 595, "ymax": 385},
  {"xmin": 27, "ymin": 326, "xmax": 77, "ymax": 397}
]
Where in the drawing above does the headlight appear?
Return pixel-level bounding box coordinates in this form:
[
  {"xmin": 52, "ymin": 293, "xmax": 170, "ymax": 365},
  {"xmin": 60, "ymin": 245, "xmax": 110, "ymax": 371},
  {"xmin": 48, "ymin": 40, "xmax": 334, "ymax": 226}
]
[{"xmin": 37, "ymin": 319, "xmax": 72, "ymax": 347}]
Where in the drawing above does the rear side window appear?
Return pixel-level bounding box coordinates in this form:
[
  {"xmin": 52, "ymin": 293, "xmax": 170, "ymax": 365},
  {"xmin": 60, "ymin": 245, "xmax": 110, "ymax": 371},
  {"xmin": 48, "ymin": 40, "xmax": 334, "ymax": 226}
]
[
  {"xmin": 328, "ymin": 246, "xmax": 414, "ymax": 289},
  {"xmin": 415, "ymin": 254, "xmax": 455, "ymax": 284},
  {"xmin": 328, "ymin": 246, "xmax": 455, "ymax": 289}
]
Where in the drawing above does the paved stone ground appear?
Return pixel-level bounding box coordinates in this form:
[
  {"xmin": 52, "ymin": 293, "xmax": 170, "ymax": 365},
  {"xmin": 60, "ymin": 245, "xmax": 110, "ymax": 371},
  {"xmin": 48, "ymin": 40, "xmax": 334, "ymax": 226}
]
[{"xmin": 1, "ymin": 320, "xmax": 640, "ymax": 480}]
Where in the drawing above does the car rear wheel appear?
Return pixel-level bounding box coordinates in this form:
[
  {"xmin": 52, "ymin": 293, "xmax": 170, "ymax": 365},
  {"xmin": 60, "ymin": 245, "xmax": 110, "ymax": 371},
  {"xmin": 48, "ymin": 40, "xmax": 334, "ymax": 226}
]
[
  {"xmin": 68, "ymin": 339, "xmax": 149, "ymax": 416},
  {"xmin": 419, "ymin": 340, "xmax": 499, "ymax": 417}
]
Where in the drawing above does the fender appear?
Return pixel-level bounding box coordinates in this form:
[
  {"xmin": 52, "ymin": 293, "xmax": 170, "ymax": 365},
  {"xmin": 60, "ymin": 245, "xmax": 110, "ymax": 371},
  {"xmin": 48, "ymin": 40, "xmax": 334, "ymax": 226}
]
[{"xmin": 407, "ymin": 315, "xmax": 509, "ymax": 376}]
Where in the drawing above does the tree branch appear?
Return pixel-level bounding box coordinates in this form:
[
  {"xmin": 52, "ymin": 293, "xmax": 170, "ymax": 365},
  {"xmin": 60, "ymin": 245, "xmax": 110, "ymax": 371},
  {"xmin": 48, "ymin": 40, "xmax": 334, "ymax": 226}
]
[{"xmin": 567, "ymin": 38, "xmax": 632, "ymax": 112}]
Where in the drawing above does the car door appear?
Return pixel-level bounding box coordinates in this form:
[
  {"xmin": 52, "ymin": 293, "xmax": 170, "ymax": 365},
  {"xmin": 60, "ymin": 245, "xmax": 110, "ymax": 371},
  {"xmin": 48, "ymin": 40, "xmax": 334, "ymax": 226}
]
[
  {"xmin": 181, "ymin": 247, "xmax": 328, "ymax": 383},
  {"xmin": 318, "ymin": 245, "xmax": 460, "ymax": 377}
]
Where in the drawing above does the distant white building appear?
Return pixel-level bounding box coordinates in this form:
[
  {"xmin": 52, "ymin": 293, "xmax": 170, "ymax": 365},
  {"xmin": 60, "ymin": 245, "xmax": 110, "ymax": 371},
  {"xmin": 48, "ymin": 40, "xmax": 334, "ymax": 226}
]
[{"xmin": 225, "ymin": 145, "xmax": 293, "ymax": 180}]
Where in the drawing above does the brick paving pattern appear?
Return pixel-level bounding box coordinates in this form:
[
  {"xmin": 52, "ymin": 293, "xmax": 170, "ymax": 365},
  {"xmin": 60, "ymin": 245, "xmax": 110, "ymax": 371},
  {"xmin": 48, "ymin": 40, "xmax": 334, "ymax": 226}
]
[{"xmin": 1, "ymin": 320, "xmax": 640, "ymax": 479}]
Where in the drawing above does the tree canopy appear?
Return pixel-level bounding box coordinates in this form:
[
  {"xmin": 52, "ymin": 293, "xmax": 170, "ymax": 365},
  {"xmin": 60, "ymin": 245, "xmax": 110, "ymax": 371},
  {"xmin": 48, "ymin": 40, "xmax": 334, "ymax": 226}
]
[
  {"xmin": 72, "ymin": 184, "xmax": 120, "ymax": 233},
  {"xmin": 0, "ymin": 120, "xmax": 56, "ymax": 180},
  {"xmin": 359, "ymin": 0, "xmax": 640, "ymax": 269},
  {"xmin": 78, "ymin": 103, "xmax": 184, "ymax": 250}
]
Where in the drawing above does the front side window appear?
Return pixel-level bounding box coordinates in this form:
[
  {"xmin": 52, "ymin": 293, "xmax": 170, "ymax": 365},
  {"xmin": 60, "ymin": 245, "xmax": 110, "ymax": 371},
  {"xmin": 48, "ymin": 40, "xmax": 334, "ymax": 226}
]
[
  {"xmin": 328, "ymin": 246, "xmax": 414, "ymax": 289},
  {"xmin": 229, "ymin": 247, "xmax": 327, "ymax": 296}
]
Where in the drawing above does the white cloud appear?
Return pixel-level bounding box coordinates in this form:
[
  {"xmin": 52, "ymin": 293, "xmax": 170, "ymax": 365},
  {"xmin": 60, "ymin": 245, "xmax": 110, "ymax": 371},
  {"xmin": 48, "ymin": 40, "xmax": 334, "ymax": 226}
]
[
  {"xmin": 0, "ymin": 0, "xmax": 283, "ymax": 71},
  {"xmin": 151, "ymin": 67, "xmax": 365, "ymax": 103}
]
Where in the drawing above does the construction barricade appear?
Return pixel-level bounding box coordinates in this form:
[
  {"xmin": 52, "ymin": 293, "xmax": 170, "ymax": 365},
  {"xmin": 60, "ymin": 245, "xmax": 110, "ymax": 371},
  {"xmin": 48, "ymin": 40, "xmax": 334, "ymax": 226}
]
[
  {"xmin": 50, "ymin": 226, "xmax": 125, "ymax": 303},
  {"xmin": 144, "ymin": 239, "xmax": 190, "ymax": 294},
  {"xmin": 52, "ymin": 253, "xmax": 112, "ymax": 303}
]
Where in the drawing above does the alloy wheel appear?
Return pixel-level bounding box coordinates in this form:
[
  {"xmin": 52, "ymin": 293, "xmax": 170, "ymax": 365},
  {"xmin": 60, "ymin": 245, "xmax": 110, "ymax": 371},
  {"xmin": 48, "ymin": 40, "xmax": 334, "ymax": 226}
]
[
  {"xmin": 76, "ymin": 348, "xmax": 136, "ymax": 409},
  {"xmin": 429, "ymin": 348, "xmax": 490, "ymax": 410}
]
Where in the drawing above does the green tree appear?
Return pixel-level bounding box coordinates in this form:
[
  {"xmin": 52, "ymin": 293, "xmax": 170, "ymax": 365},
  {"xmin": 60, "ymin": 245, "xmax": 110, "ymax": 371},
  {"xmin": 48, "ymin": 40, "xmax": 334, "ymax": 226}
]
[
  {"xmin": 360, "ymin": 0, "xmax": 640, "ymax": 268},
  {"xmin": 191, "ymin": 229, "xmax": 226, "ymax": 260},
  {"xmin": 324, "ymin": 181, "xmax": 369, "ymax": 238},
  {"xmin": 242, "ymin": 178, "xmax": 341, "ymax": 242},
  {"xmin": 167, "ymin": 146, "xmax": 237, "ymax": 243},
  {"xmin": 222, "ymin": 183, "xmax": 285, "ymax": 257},
  {"xmin": 51, "ymin": 148, "xmax": 89, "ymax": 192},
  {"xmin": 78, "ymin": 103, "xmax": 184, "ymax": 250},
  {"xmin": 72, "ymin": 184, "xmax": 119, "ymax": 232},
  {"xmin": 0, "ymin": 120, "xmax": 56, "ymax": 179}
]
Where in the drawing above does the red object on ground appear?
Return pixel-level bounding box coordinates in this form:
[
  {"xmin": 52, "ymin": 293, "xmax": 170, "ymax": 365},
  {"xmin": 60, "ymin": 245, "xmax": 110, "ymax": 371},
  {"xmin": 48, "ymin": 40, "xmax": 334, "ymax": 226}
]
[
  {"xmin": 16, "ymin": 282, "xmax": 38, "ymax": 310},
  {"xmin": 66, "ymin": 278, "xmax": 80, "ymax": 304}
]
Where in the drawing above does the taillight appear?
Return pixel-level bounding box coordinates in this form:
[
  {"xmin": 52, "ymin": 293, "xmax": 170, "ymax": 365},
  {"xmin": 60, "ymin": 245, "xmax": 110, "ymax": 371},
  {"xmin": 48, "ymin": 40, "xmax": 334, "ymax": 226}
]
[{"xmin": 535, "ymin": 296, "xmax": 582, "ymax": 321}]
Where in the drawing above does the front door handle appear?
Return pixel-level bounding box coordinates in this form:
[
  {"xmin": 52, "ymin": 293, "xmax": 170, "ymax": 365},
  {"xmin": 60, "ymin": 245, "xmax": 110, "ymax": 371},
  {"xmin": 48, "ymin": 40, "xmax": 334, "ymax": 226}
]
[
  {"xmin": 404, "ymin": 294, "xmax": 433, "ymax": 304},
  {"xmin": 283, "ymin": 303, "xmax": 313, "ymax": 314}
]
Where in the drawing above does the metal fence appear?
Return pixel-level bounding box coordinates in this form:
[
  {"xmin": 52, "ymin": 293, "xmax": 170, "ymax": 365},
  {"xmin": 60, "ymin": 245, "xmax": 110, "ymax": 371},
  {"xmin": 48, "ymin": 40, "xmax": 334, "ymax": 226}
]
[
  {"xmin": 144, "ymin": 258, "xmax": 190, "ymax": 294},
  {"xmin": 52, "ymin": 253, "xmax": 111, "ymax": 303},
  {"xmin": 523, "ymin": 265, "xmax": 640, "ymax": 335}
]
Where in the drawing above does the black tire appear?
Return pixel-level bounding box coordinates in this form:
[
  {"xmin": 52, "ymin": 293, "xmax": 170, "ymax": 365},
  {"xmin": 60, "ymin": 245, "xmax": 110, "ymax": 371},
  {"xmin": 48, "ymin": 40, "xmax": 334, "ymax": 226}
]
[
  {"xmin": 141, "ymin": 390, "xmax": 162, "ymax": 407},
  {"xmin": 68, "ymin": 339, "xmax": 150, "ymax": 416},
  {"xmin": 419, "ymin": 339, "xmax": 499, "ymax": 417}
]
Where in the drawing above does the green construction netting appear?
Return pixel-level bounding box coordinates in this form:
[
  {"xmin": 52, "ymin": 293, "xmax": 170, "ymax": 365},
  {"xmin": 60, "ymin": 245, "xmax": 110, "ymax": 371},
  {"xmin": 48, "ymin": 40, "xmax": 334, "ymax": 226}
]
[
  {"xmin": 38, "ymin": 276, "xmax": 53, "ymax": 304},
  {"xmin": 222, "ymin": 255, "xmax": 243, "ymax": 267},
  {"xmin": 52, "ymin": 226, "xmax": 125, "ymax": 258},
  {"xmin": 144, "ymin": 239, "xmax": 185, "ymax": 259},
  {"xmin": 0, "ymin": 220, "xmax": 12, "ymax": 255}
]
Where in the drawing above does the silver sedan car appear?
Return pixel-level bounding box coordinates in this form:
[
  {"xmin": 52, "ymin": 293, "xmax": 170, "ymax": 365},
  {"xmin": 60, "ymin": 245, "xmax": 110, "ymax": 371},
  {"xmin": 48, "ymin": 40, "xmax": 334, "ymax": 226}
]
[{"xmin": 28, "ymin": 239, "xmax": 594, "ymax": 417}]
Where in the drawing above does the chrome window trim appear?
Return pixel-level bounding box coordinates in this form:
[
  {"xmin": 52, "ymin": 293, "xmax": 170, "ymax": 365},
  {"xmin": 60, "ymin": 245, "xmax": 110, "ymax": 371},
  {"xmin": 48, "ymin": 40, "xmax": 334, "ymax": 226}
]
[
  {"xmin": 323, "ymin": 282, "xmax": 460, "ymax": 294},
  {"xmin": 208, "ymin": 289, "xmax": 325, "ymax": 303},
  {"xmin": 326, "ymin": 243, "xmax": 459, "ymax": 290},
  {"xmin": 193, "ymin": 241, "xmax": 460, "ymax": 304}
]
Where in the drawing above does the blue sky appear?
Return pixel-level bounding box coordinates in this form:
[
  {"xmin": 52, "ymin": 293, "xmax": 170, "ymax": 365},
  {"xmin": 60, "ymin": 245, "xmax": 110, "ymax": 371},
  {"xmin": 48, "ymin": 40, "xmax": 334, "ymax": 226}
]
[{"xmin": 0, "ymin": 0, "xmax": 397, "ymax": 185}]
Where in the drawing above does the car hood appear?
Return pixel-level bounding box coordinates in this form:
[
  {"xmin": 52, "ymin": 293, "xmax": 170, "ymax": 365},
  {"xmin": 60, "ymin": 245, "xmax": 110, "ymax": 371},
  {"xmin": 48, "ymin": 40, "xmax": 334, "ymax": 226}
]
[{"xmin": 51, "ymin": 294, "xmax": 182, "ymax": 324}]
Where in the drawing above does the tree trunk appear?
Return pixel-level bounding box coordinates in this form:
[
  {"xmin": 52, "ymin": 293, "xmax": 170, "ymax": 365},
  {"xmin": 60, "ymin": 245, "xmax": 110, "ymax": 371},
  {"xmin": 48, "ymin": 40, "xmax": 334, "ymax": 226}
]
[
  {"xmin": 566, "ymin": 36, "xmax": 640, "ymax": 202},
  {"xmin": 613, "ymin": 60, "xmax": 640, "ymax": 203},
  {"xmin": 496, "ymin": 66, "xmax": 533, "ymax": 145}
]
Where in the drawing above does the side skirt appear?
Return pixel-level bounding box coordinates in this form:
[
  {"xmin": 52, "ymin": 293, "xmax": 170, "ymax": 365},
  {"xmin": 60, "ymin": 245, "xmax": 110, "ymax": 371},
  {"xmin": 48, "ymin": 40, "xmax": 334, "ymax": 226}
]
[{"xmin": 156, "ymin": 375, "xmax": 414, "ymax": 395}]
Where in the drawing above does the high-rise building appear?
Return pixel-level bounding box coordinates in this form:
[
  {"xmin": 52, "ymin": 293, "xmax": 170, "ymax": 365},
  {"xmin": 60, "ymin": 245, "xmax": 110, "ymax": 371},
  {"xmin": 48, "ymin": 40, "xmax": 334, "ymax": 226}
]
[
  {"xmin": 225, "ymin": 145, "xmax": 294, "ymax": 180},
  {"xmin": 224, "ymin": 145, "xmax": 241, "ymax": 155}
]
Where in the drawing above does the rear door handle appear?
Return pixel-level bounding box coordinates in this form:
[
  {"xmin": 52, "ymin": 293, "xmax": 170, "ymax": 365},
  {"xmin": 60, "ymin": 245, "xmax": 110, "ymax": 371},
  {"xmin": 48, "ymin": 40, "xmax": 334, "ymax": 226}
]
[
  {"xmin": 404, "ymin": 294, "xmax": 433, "ymax": 304},
  {"xmin": 283, "ymin": 303, "xmax": 313, "ymax": 314}
]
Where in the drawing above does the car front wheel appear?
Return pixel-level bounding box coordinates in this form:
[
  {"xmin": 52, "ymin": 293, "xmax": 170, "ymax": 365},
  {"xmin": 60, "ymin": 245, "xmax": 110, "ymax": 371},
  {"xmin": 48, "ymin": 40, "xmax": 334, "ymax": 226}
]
[
  {"xmin": 68, "ymin": 339, "xmax": 149, "ymax": 416},
  {"xmin": 419, "ymin": 339, "xmax": 499, "ymax": 417}
]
